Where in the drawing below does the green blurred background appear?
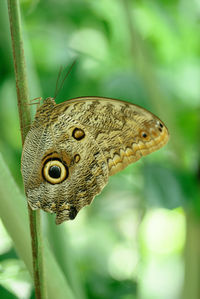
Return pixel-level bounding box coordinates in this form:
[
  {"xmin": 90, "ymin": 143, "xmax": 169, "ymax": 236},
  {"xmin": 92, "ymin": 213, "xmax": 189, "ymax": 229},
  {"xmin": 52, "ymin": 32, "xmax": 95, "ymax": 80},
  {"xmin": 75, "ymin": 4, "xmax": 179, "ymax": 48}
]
[{"xmin": 0, "ymin": 0, "xmax": 199, "ymax": 298}]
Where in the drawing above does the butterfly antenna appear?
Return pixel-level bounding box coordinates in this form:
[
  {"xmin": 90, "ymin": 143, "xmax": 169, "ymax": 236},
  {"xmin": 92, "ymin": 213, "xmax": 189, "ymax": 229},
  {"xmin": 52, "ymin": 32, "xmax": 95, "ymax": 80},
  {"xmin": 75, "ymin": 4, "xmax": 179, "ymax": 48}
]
[
  {"xmin": 54, "ymin": 60, "xmax": 77, "ymax": 100},
  {"xmin": 54, "ymin": 66, "xmax": 63, "ymax": 99}
]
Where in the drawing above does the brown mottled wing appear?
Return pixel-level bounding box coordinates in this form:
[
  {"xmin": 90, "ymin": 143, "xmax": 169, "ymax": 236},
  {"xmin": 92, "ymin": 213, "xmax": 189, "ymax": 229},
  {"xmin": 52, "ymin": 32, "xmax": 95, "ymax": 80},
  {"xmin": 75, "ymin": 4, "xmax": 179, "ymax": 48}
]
[
  {"xmin": 21, "ymin": 97, "xmax": 169, "ymax": 224},
  {"xmin": 57, "ymin": 97, "xmax": 169, "ymax": 176}
]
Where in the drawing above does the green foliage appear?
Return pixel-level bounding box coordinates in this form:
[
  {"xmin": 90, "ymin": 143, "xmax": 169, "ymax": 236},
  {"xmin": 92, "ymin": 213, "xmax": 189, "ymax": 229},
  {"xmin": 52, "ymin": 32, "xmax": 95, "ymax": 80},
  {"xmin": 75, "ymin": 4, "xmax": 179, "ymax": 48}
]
[{"xmin": 0, "ymin": 0, "xmax": 199, "ymax": 298}]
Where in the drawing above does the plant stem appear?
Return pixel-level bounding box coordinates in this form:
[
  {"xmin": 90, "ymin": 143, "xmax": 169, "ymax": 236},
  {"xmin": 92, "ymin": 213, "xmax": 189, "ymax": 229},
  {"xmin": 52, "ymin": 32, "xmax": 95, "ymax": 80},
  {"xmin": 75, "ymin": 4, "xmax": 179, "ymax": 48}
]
[
  {"xmin": 7, "ymin": 0, "xmax": 30, "ymax": 141},
  {"xmin": 7, "ymin": 1, "xmax": 45, "ymax": 298}
]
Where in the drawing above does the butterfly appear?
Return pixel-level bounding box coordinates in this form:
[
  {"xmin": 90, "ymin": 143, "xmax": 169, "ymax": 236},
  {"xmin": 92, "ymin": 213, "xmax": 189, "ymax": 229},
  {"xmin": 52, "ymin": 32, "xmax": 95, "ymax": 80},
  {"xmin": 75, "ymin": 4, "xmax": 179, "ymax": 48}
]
[{"xmin": 21, "ymin": 96, "xmax": 169, "ymax": 224}]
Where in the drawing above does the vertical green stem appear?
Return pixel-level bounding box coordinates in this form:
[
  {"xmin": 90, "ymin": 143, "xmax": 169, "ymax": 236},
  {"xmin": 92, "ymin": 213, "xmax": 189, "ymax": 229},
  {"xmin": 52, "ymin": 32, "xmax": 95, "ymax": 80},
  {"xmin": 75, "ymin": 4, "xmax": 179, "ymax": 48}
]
[
  {"xmin": 7, "ymin": 0, "xmax": 30, "ymax": 141},
  {"xmin": 7, "ymin": 1, "xmax": 45, "ymax": 298}
]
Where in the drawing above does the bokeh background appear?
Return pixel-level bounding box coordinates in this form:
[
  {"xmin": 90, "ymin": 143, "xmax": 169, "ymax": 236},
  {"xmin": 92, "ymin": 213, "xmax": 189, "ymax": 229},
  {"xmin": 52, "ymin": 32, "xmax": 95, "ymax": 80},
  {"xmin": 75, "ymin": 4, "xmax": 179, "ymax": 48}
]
[{"xmin": 0, "ymin": 0, "xmax": 199, "ymax": 298}]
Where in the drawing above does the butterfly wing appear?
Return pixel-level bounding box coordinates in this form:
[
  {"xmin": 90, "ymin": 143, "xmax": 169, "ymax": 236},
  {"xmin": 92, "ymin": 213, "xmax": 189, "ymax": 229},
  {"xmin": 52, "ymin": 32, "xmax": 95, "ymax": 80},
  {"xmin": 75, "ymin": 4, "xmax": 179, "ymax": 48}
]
[
  {"xmin": 57, "ymin": 97, "xmax": 169, "ymax": 176},
  {"xmin": 21, "ymin": 97, "xmax": 169, "ymax": 224}
]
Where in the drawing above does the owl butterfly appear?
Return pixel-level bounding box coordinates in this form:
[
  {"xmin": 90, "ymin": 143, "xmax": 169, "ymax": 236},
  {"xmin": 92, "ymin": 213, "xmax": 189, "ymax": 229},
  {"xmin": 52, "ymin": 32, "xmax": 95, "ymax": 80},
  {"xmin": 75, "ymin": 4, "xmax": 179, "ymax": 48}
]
[{"xmin": 21, "ymin": 97, "xmax": 169, "ymax": 224}]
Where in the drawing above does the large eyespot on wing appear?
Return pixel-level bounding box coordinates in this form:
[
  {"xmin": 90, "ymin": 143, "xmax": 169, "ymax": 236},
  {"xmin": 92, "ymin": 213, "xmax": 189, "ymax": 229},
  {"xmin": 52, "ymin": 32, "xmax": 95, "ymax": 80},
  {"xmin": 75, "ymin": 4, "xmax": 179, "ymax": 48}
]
[{"xmin": 42, "ymin": 158, "xmax": 69, "ymax": 184}]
